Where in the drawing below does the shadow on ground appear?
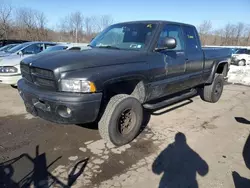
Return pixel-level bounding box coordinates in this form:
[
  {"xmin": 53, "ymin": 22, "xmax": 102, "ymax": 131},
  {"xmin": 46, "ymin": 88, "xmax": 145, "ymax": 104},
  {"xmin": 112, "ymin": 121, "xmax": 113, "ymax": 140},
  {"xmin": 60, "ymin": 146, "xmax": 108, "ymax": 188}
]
[
  {"xmin": 0, "ymin": 145, "xmax": 89, "ymax": 188},
  {"xmin": 232, "ymin": 117, "xmax": 250, "ymax": 188},
  {"xmin": 152, "ymin": 132, "xmax": 209, "ymax": 188},
  {"xmin": 235, "ymin": 117, "xmax": 250, "ymax": 125}
]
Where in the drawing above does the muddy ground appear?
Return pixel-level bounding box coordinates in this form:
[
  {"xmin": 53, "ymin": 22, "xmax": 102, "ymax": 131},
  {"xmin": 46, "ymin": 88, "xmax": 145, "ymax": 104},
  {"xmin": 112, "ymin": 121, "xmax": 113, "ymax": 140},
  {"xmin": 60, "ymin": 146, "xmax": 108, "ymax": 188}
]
[{"xmin": 0, "ymin": 84, "xmax": 249, "ymax": 188}]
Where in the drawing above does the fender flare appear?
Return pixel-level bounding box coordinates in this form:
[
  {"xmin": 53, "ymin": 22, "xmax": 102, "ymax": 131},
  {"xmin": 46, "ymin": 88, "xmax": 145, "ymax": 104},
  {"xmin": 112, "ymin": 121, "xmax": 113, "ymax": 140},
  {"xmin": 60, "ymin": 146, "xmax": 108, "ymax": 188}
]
[
  {"xmin": 103, "ymin": 75, "xmax": 148, "ymax": 103},
  {"xmin": 206, "ymin": 61, "xmax": 228, "ymax": 84}
]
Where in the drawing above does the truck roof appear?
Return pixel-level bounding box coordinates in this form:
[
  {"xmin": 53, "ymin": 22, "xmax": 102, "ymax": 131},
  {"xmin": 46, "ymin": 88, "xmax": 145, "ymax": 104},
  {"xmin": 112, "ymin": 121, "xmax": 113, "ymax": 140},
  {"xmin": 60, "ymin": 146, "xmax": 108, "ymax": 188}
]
[{"xmin": 115, "ymin": 20, "xmax": 195, "ymax": 27}]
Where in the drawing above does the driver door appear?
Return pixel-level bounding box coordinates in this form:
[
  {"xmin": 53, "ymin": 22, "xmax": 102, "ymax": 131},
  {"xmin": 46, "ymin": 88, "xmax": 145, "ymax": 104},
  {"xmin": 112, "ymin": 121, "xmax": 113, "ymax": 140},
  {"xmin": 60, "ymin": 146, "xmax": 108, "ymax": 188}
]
[{"xmin": 149, "ymin": 24, "xmax": 187, "ymax": 99}]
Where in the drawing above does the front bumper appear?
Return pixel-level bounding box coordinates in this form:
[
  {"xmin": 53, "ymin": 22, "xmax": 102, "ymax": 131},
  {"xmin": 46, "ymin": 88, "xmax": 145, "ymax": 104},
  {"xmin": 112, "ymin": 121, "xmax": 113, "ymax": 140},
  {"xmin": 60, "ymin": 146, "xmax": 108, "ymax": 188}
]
[
  {"xmin": 0, "ymin": 74, "xmax": 21, "ymax": 85},
  {"xmin": 18, "ymin": 79, "xmax": 102, "ymax": 124}
]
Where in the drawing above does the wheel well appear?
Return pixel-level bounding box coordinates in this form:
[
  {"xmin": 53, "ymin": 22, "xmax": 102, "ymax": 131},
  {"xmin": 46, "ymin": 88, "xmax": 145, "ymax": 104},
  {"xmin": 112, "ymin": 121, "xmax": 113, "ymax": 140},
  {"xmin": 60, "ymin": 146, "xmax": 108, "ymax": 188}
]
[
  {"xmin": 216, "ymin": 62, "xmax": 228, "ymax": 77},
  {"xmin": 104, "ymin": 80, "xmax": 146, "ymax": 103}
]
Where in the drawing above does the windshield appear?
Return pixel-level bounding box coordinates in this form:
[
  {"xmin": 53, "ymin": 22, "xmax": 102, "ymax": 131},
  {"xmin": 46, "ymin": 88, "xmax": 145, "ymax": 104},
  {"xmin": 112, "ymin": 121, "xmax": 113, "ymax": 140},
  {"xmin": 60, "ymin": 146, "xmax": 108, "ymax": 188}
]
[
  {"xmin": 6, "ymin": 43, "xmax": 31, "ymax": 53},
  {"xmin": 39, "ymin": 45, "xmax": 67, "ymax": 54},
  {"xmin": 90, "ymin": 23, "xmax": 157, "ymax": 51},
  {"xmin": 235, "ymin": 49, "xmax": 247, "ymax": 54},
  {"xmin": 0, "ymin": 44, "xmax": 17, "ymax": 52}
]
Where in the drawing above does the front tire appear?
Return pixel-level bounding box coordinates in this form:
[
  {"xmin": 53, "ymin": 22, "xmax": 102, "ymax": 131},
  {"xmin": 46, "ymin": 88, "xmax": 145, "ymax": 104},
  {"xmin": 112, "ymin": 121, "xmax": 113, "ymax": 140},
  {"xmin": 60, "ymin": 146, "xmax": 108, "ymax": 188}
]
[
  {"xmin": 200, "ymin": 74, "xmax": 224, "ymax": 103},
  {"xmin": 98, "ymin": 94, "xmax": 143, "ymax": 146}
]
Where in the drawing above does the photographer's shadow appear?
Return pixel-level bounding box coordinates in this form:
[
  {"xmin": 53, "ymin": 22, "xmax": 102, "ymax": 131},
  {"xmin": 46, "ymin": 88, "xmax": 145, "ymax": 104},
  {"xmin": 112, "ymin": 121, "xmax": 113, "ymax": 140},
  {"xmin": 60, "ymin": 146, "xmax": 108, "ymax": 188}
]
[
  {"xmin": 152, "ymin": 132, "xmax": 209, "ymax": 188},
  {"xmin": 232, "ymin": 129, "xmax": 250, "ymax": 188}
]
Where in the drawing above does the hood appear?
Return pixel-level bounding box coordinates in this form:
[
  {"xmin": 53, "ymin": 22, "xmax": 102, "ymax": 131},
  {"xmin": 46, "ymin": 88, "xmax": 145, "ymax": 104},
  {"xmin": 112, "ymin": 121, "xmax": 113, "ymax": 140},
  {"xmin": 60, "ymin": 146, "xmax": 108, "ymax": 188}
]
[
  {"xmin": 0, "ymin": 54, "xmax": 27, "ymax": 66},
  {"xmin": 0, "ymin": 52, "xmax": 11, "ymax": 57},
  {"xmin": 21, "ymin": 48, "xmax": 147, "ymax": 72}
]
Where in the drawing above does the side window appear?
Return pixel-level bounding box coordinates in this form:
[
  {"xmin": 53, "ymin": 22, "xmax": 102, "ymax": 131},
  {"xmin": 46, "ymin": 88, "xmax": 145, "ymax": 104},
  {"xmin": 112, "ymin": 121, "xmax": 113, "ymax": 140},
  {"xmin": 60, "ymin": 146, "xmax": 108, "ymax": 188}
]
[
  {"xmin": 45, "ymin": 43, "xmax": 55, "ymax": 49},
  {"xmin": 23, "ymin": 44, "xmax": 43, "ymax": 54},
  {"xmin": 247, "ymin": 50, "xmax": 250, "ymax": 55},
  {"xmin": 182, "ymin": 26, "xmax": 200, "ymax": 51},
  {"xmin": 157, "ymin": 24, "xmax": 184, "ymax": 51}
]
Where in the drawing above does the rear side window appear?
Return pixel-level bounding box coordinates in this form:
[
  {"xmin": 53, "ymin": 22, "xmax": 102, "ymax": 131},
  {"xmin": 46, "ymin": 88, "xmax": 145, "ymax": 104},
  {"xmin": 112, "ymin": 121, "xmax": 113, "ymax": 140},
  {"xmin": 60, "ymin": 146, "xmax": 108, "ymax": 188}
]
[
  {"xmin": 45, "ymin": 44, "xmax": 56, "ymax": 49},
  {"xmin": 157, "ymin": 24, "xmax": 184, "ymax": 51},
  {"xmin": 247, "ymin": 50, "xmax": 250, "ymax": 55},
  {"xmin": 182, "ymin": 26, "xmax": 200, "ymax": 51}
]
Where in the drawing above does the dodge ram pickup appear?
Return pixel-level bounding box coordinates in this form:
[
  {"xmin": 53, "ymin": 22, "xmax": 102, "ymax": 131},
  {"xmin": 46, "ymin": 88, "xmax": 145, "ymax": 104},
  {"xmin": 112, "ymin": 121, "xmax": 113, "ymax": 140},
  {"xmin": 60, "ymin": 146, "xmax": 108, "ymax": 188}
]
[{"xmin": 18, "ymin": 21, "xmax": 230, "ymax": 146}]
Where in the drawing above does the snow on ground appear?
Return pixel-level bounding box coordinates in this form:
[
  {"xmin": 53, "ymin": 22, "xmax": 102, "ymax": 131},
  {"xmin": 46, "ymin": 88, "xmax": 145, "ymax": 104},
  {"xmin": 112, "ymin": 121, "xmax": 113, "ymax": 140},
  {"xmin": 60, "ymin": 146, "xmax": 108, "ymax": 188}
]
[{"xmin": 227, "ymin": 65, "xmax": 250, "ymax": 85}]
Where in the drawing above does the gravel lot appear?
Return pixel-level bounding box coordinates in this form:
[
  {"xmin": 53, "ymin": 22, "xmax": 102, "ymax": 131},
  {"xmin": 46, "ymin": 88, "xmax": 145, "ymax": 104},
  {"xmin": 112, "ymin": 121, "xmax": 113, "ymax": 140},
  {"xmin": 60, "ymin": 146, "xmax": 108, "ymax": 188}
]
[{"xmin": 0, "ymin": 83, "xmax": 250, "ymax": 188}]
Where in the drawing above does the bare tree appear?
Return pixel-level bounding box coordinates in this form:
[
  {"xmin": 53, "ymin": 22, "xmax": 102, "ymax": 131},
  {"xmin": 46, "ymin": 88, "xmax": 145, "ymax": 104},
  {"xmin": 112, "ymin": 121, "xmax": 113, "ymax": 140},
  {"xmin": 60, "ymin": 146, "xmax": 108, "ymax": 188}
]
[
  {"xmin": 0, "ymin": 2, "xmax": 12, "ymax": 39},
  {"xmin": 58, "ymin": 11, "xmax": 84, "ymax": 42},
  {"xmin": 83, "ymin": 16, "xmax": 95, "ymax": 36},
  {"xmin": 211, "ymin": 29, "xmax": 223, "ymax": 45},
  {"xmin": 243, "ymin": 26, "xmax": 250, "ymax": 45},
  {"xmin": 13, "ymin": 8, "xmax": 48, "ymax": 40},
  {"xmin": 96, "ymin": 15, "xmax": 113, "ymax": 32},
  {"xmin": 197, "ymin": 20, "xmax": 212, "ymax": 45},
  {"xmin": 69, "ymin": 11, "xmax": 83, "ymax": 42},
  {"xmin": 234, "ymin": 22, "xmax": 245, "ymax": 45},
  {"xmin": 35, "ymin": 11, "xmax": 48, "ymax": 40},
  {"xmin": 221, "ymin": 23, "xmax": 236, "ymax": 45}
]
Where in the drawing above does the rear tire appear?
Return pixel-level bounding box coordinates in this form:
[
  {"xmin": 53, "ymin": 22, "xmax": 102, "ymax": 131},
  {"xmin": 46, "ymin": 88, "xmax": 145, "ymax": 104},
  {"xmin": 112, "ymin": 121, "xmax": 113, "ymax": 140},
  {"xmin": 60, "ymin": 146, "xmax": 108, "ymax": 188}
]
[
  {"xmin": 238, "ymin": 59, "xmax": 246, "ymax": 66},
  {"xmin": 200, "ymin": 74, "xmax": 224, "ymax": 103},
  {"xmin": 98, "ymin": 94, "xmax": 143, "ymax": 146}
]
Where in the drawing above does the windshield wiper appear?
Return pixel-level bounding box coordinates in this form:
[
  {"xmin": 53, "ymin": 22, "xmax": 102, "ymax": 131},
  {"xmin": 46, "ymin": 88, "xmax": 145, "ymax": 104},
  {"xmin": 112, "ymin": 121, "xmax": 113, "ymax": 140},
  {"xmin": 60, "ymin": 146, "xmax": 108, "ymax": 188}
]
[{"xmin": 97, "ymin": 45, "xmax": 120, "ymax": 50}]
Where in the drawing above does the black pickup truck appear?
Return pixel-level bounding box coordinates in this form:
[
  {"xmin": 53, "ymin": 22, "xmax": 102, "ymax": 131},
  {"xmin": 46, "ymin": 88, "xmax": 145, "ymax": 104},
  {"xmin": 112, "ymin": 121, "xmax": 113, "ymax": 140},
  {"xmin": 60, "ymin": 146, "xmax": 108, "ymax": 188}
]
[{"xmin": 18, "ymin": 21, "xmax": 230, "ymax": 146}]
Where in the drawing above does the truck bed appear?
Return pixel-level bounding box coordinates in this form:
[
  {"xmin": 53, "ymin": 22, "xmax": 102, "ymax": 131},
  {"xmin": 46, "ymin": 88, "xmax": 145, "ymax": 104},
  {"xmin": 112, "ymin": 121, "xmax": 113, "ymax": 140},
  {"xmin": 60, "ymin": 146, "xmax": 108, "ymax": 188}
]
[{"xmin": 202, "ymin": 48, "xmax": 231, "ymax": 60}]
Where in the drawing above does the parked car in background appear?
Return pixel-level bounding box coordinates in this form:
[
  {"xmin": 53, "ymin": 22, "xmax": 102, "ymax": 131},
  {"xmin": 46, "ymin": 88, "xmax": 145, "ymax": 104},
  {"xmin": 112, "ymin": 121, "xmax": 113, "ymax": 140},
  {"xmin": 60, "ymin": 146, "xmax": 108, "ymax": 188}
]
[
  {"xmin": 231, "ymin": 48, "xmax": 250, "ymax": 66},
  {"xmin": 0, "ymin": 39, "xmax": 29, "ymax": 47},
  {"xmin": 0, "ymin": 44, "xmax": 18, "ymax": 52},
  {"xmin": 0, "ymin": 42, "xmax": 57, "ymax": 86},
  {"xmin": 39, "ymin": 45, "xmax": 68, "ymax": 54},
  {"xmin": 0, "ymin": 42, "xmax": 56, "ymax": 57}
]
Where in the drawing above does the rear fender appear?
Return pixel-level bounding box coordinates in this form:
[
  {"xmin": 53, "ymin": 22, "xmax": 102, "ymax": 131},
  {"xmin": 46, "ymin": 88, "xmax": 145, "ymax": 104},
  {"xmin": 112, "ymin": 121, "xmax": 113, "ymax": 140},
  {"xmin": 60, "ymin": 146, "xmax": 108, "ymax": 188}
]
[{"xmin": 206, "ymin": 61, "xmax": 228, "ymax": 84}]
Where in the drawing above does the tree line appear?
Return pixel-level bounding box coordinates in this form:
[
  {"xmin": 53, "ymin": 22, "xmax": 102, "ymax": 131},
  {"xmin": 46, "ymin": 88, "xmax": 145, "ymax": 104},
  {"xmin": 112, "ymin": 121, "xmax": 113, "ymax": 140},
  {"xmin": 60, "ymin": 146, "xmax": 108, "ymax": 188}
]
[
  {"xmin": 0, "ymin": 3, "xmax": 113, "ymax": 42},
  {"xmin": 1, "ymin": 2, "xmax": 250, "ymax": 45},
  {"xmin": 197, "ymin": 20, "xmax": 250, "ymax": 46}
]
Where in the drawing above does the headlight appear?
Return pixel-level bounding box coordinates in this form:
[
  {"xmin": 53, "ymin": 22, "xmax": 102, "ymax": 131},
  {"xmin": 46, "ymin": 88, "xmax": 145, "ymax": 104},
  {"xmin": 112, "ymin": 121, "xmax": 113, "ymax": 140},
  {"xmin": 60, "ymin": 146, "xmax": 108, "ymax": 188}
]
[
  {"xmin": 61, "ymin": 80, "xmax": 96, "ymax": 93},
  {"xmin": 0, "ymin": 66, "xmax": 18, "ymax": 73}
]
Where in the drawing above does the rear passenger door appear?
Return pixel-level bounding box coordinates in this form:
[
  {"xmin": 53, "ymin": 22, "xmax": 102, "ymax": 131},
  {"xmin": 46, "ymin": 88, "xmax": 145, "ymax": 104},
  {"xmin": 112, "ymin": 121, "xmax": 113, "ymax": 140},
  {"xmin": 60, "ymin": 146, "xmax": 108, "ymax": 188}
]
[{"xmin": 182, "ymin": 26, "xmax": 204, "ymax": 87}]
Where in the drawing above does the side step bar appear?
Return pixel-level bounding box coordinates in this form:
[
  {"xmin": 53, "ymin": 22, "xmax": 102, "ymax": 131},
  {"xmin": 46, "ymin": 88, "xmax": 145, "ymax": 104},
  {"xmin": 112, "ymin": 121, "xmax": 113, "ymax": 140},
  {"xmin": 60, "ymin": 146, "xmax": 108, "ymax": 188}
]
[{"xmin": 143, "ymin": 89, "xmax": 197, "ymax": 110}]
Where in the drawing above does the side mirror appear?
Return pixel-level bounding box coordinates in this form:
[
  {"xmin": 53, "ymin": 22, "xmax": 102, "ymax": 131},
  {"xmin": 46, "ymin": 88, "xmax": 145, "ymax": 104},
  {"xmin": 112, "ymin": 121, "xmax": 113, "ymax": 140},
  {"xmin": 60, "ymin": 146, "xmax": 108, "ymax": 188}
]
[
  {"xmin": 17, "ymin": 51, "xmax": 23, "ymax": 56},
  {"xmin": 155, "ymin": 37, "xmax": 177, "ymax": 51}
]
